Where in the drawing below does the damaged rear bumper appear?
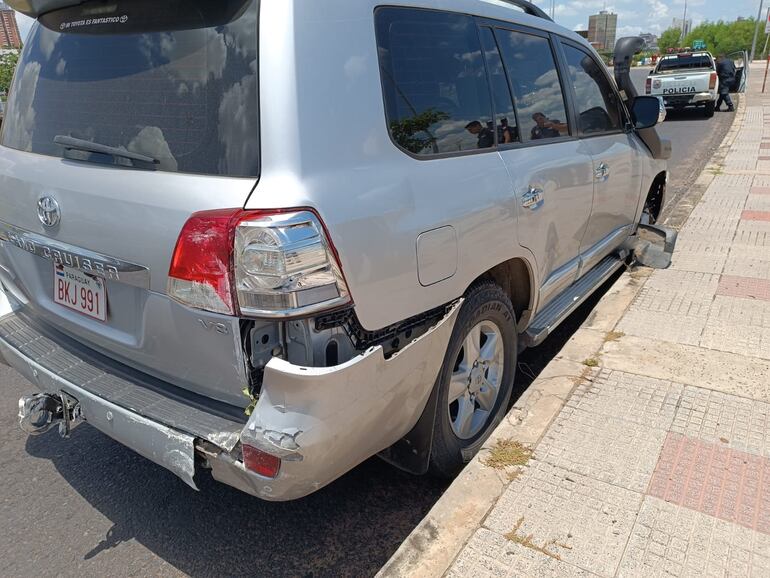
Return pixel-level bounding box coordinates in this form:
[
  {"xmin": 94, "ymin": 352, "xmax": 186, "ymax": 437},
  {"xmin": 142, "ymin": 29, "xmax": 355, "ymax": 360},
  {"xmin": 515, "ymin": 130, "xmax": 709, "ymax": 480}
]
[
  {"xmin": 224, "ymin": 301, "xmax": 460, "ymax": 500},
  {"xmin": 2, "ymin": 283, "xmax": 460, "ymax": 501}
]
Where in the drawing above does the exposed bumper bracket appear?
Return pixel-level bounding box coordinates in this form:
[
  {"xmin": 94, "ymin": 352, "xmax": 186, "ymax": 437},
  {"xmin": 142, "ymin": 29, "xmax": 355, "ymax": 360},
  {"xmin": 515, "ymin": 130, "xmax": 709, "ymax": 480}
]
[{"xmin": 633, "ymin": 223, "xmax": 678, "ymax": 269}]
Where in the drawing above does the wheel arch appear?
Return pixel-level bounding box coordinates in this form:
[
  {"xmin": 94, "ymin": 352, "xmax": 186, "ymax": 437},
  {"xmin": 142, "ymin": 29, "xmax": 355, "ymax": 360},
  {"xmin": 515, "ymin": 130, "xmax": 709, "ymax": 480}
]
[
  {"xmin": 644, "ymin": 171, "xmax": 668, "ymax": 225},
  {"xmin": 379, "ymin": 256, "xmax": 536, "ymax": 475},
  {"xmin": 476, "ymin": 256, "xmax": 536, "ymax": 333}
]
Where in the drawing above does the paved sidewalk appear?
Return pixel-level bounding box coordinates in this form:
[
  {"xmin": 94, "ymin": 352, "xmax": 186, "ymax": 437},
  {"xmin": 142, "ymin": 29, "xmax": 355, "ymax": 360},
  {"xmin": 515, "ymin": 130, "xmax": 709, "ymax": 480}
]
[{"xmin": 439, "ymin": 74, "xmax": 770, "ymax": 576}]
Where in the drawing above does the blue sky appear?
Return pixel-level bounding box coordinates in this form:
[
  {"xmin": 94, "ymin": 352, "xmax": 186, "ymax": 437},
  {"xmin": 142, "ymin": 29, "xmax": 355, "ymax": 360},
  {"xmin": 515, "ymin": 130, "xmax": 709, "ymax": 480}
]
[
  {"xmin": 531, "ymin": 0, "xmax": 761, "ymax": 36},
  {"xmin": 12, "ymin": 0, "xmax": 762, "ymax": 40}
]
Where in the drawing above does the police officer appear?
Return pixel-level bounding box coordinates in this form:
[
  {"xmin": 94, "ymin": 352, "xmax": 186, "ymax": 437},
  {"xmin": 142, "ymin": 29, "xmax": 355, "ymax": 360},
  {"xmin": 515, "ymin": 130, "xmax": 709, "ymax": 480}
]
[
  {"xmin": 716, "ymin": 54, "xmax": 736, "ymax": 112},
  {"xmin": 465, "ymin": 120, "xmax": 494, "ymax": 149}
]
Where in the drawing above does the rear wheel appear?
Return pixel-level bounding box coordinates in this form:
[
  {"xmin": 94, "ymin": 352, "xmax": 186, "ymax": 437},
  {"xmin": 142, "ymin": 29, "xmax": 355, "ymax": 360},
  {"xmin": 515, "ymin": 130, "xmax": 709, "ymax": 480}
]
[
  {"xmin": 429, "ymin": 282, "xmax": 517, "ymax": 477},
  {"xmin": 705, "ymin": 101, "xmax": 715, "ymax": 118}
]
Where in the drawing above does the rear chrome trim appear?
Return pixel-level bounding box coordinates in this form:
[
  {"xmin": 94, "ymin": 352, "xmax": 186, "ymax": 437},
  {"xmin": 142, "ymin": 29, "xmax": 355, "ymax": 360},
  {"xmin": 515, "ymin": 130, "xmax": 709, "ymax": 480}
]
[{"xmin": 0, "ymin": 220, "xmax": 150, "ymax": 289}]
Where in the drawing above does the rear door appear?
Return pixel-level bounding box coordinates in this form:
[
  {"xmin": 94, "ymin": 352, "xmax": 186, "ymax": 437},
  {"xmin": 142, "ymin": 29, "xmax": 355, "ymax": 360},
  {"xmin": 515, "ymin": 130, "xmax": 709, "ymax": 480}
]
[
  {"xmin": 0, "ymin": 0, "xmax": 260, "ymax": 407},
  {"xmin": 728, "ymin": 50, "xmax": 749, "ymax": 93},
  {"xmin": 483, "ymin": 24, "xmax": 593, "ymax": 306},
  {"xmin": 557, "ymin": 40, "xmax": 643, "ymax": 274}
]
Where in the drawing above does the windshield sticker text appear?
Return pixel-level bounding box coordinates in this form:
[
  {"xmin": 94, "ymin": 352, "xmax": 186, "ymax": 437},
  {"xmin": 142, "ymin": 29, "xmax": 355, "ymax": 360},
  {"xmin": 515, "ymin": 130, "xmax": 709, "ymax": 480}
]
[{"xmin": 60, "ymin": 15, "xmax": 128, "ymax": 30}]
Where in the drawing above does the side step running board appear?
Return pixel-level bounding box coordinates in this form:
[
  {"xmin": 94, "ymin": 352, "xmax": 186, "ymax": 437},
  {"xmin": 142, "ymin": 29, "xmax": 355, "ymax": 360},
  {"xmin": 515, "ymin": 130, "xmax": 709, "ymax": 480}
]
[{"xmin": 524, "ymin": 255, "xmax": 625, "ymax": 348}]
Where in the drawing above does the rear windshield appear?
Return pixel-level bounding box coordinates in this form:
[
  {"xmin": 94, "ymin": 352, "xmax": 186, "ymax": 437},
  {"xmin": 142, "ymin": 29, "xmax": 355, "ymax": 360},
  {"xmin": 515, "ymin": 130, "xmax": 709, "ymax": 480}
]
[
  {"xmin": 2, "ymin": 0, "xmax": 259, "ymax": 177},
  {"xmin": 656, "ymin": 55, "xmax": 713, "ymax": 73}
]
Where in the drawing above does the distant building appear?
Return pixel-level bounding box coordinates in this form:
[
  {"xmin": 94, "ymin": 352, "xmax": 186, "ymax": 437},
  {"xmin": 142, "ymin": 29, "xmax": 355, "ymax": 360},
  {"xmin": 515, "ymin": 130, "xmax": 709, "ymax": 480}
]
[
  {"xmin": 575, "ymin": 30, "xmax": 589, "ymax": 40},
  {"xmin": 588, "ymin": 11, "xmax": 618, "ymax": 51},
  {"xmin": 0, "ymin": 2, "xmax": 20, "ymax": 49},
  {"xmin": 639, "ymin": 33, "xmax": 659, "ymax": 52},
  {"xmin": 672, "ymin": 17, "xmax": 693, "ymax": 40}
]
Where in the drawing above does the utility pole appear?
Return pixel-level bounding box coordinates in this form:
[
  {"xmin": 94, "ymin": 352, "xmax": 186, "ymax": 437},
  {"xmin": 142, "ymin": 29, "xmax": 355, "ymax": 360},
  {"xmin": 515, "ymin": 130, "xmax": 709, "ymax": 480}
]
[
  {"xmin": 752, "ymin": 0, "xmax": 765, "ymax": 62},
  {"xmin": 681, "ymin": 0, "xmax": 688, "ymax": 43}
]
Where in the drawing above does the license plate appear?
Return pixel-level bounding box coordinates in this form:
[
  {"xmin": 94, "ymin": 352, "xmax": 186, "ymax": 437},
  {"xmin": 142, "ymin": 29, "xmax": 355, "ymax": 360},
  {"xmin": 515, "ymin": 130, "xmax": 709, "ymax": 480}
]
[{"xmin": 54, "ymin": 263, "xmax": 107, "ymax": 321}]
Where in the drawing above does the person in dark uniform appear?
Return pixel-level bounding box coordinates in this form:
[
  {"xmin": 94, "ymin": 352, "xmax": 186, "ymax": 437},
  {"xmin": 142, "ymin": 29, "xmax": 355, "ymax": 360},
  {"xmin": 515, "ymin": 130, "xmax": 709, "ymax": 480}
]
[
  {"xmin": 716, "ymin": 54, "xmax": 736, "ymax": 112},
  {"xmin": 465, "ymin": 120, "xmax": 494, "ymax": 149},
  {"xmin": 530, "ymin": 113, "xmax": 566, "ymax": 139}
]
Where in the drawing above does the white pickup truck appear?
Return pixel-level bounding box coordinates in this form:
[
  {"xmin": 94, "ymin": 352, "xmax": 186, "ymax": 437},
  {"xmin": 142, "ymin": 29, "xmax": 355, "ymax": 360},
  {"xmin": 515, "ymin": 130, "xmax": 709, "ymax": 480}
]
[{"xmin": 646, "ymin": 52, "xmax": 718, "ymax": 117}]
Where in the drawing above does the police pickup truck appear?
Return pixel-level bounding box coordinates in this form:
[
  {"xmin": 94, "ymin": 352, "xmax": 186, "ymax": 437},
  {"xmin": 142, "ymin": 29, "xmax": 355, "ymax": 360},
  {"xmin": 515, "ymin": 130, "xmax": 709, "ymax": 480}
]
[{"xmin": 646, "ymin": 51, "xmax": 718, "ymax": 117}]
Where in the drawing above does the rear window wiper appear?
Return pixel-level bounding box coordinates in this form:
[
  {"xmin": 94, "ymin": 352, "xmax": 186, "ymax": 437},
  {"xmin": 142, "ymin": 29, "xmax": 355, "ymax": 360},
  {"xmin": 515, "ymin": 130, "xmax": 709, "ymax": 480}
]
[{"xmin": 54, "ymin": 135, "xmax": 160, "ymax": 170}]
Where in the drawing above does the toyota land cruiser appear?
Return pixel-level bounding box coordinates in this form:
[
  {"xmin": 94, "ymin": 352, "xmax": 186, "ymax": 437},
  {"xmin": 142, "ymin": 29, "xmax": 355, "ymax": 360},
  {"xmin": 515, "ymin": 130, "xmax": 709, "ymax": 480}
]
[{"xmin": 3, "ymin": 0, "xmax": 671, "ymax": 500}]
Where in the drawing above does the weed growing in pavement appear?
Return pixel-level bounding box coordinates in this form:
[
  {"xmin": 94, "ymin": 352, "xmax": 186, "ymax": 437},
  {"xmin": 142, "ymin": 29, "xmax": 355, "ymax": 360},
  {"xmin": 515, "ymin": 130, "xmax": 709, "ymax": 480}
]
[
  {"xmin": 507, "ymin": 469, "xmax": 523, "ymax": 482},
  {"xmin": 483, "ymin": 439, "xmax": 533, "ymax": 470},
  {"xmin": 605, "ymin": 331, "xmax": 625, "ymax": 342},
  {"xmin": 706, "ymin": 165, "xmax": 724, "ymax": 176},
  {"xmin": 583, "ymin": 358, "xmax": 599, "ymax": 367},
  {"xmin": 504, "ymin": 517, "xmax": 572, "ymax": 561}
]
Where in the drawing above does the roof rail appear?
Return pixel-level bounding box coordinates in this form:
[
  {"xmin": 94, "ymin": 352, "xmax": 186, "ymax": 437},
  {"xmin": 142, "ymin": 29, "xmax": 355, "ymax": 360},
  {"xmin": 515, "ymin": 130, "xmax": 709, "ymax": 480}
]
[{"xmin": 497, "ymin": 0, "xmax": 554, "ymax": 22}]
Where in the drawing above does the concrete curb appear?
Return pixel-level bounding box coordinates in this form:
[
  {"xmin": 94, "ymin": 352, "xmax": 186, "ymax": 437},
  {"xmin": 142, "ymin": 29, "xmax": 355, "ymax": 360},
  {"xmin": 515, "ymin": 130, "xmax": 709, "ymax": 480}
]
[{"xmin": 377, "ymin": 97, "xmax": 746, "ymax": 578}]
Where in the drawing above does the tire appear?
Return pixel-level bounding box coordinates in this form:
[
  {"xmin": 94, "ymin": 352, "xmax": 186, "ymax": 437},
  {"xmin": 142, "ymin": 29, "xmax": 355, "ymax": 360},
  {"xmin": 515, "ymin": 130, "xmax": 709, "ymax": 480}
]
[
  {"xmin": 705, "ymin": 101, "xmax": 715, "ymax": 118},
  {"xmin": 429, "ymin": 281, "xmax": 517, "ymax": 478}
]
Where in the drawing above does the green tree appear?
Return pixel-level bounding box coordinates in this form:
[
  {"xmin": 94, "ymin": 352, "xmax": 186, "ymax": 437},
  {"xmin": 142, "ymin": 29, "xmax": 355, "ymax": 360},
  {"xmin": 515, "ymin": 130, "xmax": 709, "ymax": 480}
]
[
  {"xmin": 659, "ymin": 28, "xmax": 683, "ymax": 52},
  {"xmin": 389, "ymin": 108, "xmax": 450, "ymax": 154},
  {"xmin": 0, "ymin": 51, "xmax": 19, "ymax": 97},
  {"xmin": 684, "ymin": 19, "xmax": 755, "ymax": 56}
]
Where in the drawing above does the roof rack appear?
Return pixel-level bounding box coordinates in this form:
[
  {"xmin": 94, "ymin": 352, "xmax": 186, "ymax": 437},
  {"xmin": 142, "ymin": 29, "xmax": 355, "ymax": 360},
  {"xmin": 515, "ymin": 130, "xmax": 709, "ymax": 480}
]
[{"xmin": 497, "ymin": 0, "xmax": 553, "ymax": 22}]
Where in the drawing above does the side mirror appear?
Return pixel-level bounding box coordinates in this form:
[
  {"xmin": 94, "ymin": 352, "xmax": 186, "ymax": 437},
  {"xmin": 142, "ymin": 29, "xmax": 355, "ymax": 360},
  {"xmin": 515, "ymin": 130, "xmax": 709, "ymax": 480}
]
[{"xmin": 631, "ymin": 96, "xmax": 661, "ymax": 130}]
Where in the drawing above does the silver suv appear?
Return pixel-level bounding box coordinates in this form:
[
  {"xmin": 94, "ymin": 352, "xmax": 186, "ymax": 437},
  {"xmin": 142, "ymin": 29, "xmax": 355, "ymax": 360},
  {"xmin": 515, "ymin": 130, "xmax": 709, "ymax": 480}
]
[{"xmin": 4, "ymin": 0, "xmax": 670, "ymax": 501}]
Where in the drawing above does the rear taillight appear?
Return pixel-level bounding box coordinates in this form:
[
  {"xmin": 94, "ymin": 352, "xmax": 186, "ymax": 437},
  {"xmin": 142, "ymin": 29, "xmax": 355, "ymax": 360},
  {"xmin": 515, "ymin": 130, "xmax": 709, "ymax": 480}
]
[
  {"xmin": 646, "ymin": 77, "xmax": 652, "ymax": 94},
  {"xmin": 167, "ymin": 208, "xmax": 351, "ymax": 318},
  {"xmin": 167, "ymin": 209, "xmax": 241, "ymax": 315},
  {"xmin": 709, "ymin": 72, "xmax": 717, "ymax": 90},
  {"xmin": 242, "ymin": 444, "xmax": 281, "ymax": 478}
]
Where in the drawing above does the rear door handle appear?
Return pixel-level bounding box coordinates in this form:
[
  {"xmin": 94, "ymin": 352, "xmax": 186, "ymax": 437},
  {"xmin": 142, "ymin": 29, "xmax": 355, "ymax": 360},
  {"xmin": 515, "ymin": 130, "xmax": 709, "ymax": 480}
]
[
  {"xmin": 521, "ymin": 186, "xmax": 544, "ymax": 210},
  {"xmin": 594, "ymin": 163, "xmax": 610, "ymax": 182}
]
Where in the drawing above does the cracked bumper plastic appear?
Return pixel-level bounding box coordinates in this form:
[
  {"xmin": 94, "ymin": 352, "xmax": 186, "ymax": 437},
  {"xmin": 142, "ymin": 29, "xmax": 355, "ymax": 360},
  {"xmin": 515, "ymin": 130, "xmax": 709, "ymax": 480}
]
[{"xmin": 213, "ymin": 301, "xmax": 461, "ymax": 501}]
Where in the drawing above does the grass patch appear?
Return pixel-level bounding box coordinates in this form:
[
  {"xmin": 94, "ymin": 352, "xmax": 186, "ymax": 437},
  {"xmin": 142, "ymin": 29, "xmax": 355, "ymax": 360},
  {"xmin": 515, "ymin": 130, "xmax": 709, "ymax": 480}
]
[
  {"xmin": 507, "ymin": 469, "xmax": 523, "ymax": 482},
  {"xmin": 605, "ymin": 331, "xmax": 625, "ymax": 343},
  {"xmin": 505, "ymin": 517, "xmax": 573, "ymax": 561},
  {"xmin": 583, "ymin": 358, "xmax": 599, "ymax": 368},
  {"xmin": 706, "ymin": 166, "xmax": 724, "ymax": 176},
  {"xmin": 483, "ymin": 439, "xmax": 533, "ymax": 470}
]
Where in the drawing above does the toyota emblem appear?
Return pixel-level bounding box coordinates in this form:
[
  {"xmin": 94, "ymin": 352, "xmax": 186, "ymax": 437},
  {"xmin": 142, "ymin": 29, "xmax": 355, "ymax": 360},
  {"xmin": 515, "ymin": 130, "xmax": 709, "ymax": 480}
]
[{"xmin": 37, "ymin": 196, "xmax": 61, "ymax": 228}]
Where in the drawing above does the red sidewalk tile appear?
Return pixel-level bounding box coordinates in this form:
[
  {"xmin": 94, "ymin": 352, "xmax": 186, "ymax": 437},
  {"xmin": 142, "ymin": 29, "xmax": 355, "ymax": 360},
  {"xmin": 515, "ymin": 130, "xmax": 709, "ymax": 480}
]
[
  {"xmin": 717, "ymin": 275, "xmax": 770, "ymax": 301},
  {"xmin": 751, "ymin": 187, "xmax": 770, "ymax": 195},
  {"xmin": 742, "ymin": 210, "xmax": 770, "ymax": 221},
  {"xmin": 648, "ymin": 433, "xmax": 770, "ymax": 534}
]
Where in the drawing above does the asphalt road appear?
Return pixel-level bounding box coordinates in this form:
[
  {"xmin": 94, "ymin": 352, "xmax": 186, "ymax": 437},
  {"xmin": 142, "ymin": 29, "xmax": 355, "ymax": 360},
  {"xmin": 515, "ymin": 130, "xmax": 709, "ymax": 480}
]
[
  {"xmin": 0, "ymin": 72, "xmax": 737, "ymax": 578},
  {"xmin": 630, "ymin": 67, "xmax": 738, "ymax": 219}
]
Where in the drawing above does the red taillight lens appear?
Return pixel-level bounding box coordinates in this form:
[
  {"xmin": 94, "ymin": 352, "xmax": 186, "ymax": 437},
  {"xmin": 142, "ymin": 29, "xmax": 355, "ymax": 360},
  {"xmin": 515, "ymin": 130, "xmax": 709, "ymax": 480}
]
[
  {"xmin": 646, "ymin": 77, "xmax": 652, "ymax": 94},
  {"xmin": 709, "ymin": 72, "xmax": 717, "ymax": 90},
  {"xmin": 167, "ymin": 207, "xmax": 351, "ymax": 318},
  {"xmin": 242, "ymin": 444, "xmax": 281, "ymax": 478},
  {"xmin": 167, "ymin": 208, "xmax": 243, "ymax": 315}
]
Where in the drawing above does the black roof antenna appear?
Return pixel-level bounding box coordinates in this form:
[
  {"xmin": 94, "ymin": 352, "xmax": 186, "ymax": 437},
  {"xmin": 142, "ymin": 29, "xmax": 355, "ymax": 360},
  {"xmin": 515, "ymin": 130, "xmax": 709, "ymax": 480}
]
[{"xmin": 497, "ymin": 0, "xmax": 554, "ymax": 22}]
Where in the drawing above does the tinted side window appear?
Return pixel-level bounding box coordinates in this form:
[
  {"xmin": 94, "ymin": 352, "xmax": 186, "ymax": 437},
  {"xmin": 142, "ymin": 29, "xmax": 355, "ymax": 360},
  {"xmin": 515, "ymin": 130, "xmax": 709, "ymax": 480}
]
[
  {"xmin": 495, "ymin": 29, "xmax": 569, "ymax": 143},
  {"xmin": 375, "ymin": 8, "xmax": 495, "ymax": 156},
  {"xmin": 479, "ymin": 27, "xmax": 519, "ymax": 145},
  {"xmin": 562, "ymin": 44, "xmax": 622, "ymax": 135}
]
